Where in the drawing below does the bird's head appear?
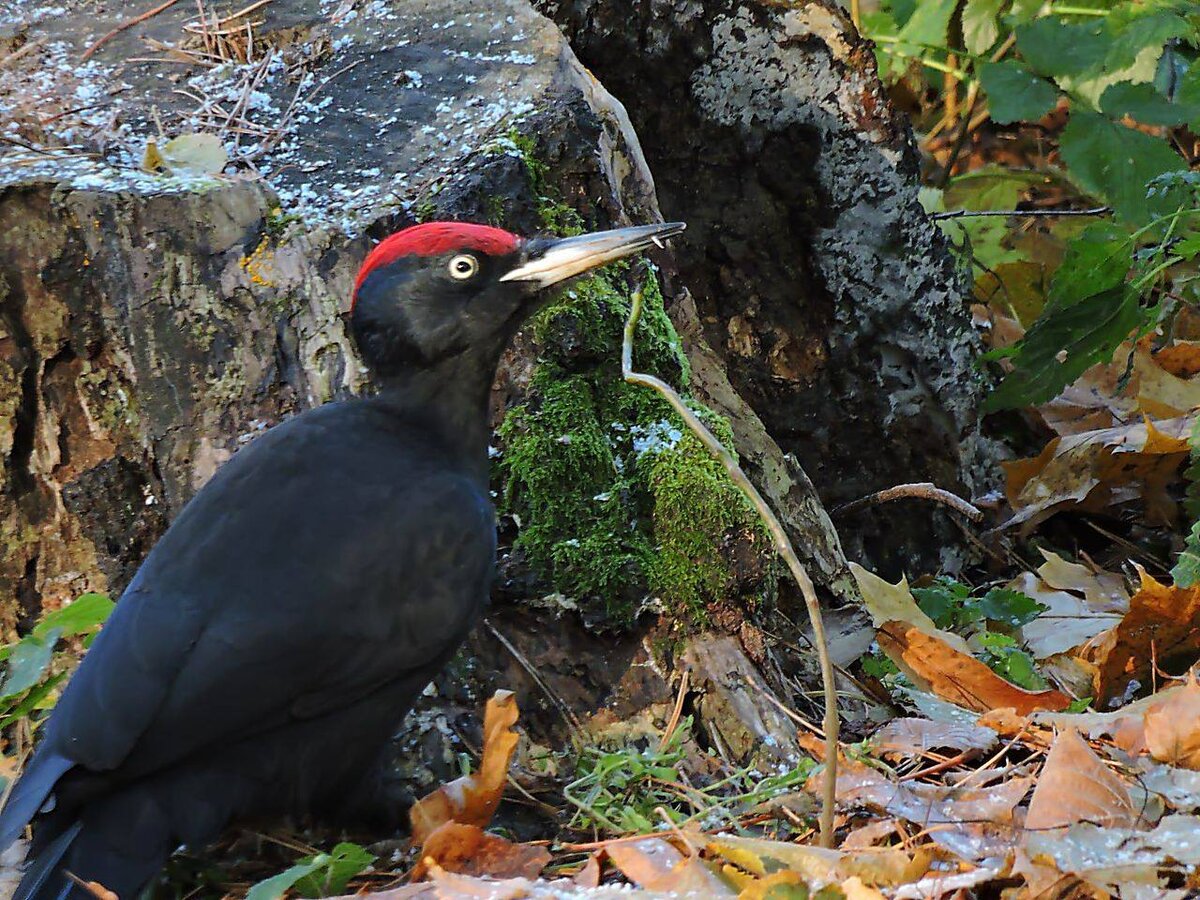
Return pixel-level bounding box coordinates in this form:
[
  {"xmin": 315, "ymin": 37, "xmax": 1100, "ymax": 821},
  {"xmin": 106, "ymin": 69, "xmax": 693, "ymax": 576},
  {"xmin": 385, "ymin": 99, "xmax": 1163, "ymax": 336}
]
[{"xmin": 349, "ymin": 220, "xmax": 686, "ymax": 378}]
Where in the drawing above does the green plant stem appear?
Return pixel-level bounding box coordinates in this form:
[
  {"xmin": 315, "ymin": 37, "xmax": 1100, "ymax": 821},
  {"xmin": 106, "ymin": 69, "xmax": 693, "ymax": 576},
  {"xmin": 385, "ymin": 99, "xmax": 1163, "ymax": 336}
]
[
  {"xmin": 622, "ymin": 288, "xmax": 840, "ymax": 848},
  {"xmin": 1047, "ymin": 4, "xmax": 1109, "ymax": 15}
]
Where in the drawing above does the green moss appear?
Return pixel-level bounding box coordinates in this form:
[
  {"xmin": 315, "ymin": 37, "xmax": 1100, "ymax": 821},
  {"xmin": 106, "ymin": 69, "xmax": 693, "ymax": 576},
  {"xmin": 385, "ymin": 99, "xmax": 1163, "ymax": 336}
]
[
  {"xmin": 498, "ymin": 267, "xmax": 765, "ymax": 625},
  {"xmin": 492, "ymin": 126, "xmax": 770, "ymax": 625}
]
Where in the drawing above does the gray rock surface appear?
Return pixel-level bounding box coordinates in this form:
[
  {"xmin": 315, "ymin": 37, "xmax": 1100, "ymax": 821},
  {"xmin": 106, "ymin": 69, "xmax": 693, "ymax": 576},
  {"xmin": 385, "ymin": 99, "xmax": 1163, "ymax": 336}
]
[{"xmin": 539, "ymin": 0, "xmax": 997, "ymax": 574}]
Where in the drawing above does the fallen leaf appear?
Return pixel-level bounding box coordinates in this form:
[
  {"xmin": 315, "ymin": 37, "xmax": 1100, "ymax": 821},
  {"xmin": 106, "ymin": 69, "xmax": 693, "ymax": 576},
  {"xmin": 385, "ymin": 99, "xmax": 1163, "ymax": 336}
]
[
  {"xmin": 1002, "ymin": 415, "xmax": 1193, "ymax": 531},
  {"xmin": 571, "ymin": 854, "xmax": 601, "ymax": 888},
  {"xmin": 1013, "ymin": 574, "xmax": 1121, "ymax": 660},
  {"xmin": 708, "ymin": 833, "xmax": 926, "ymax": 888},
  {"xmin": 870, "ymin": 717, "xmax": 997, "ymax": 759},
  {"xmin": 1036, "ymin": 550, "xmax": 1129, "ymax": 610},
  {"xmin": 1024, "ymin": 816, "xmax": 1200, "ymax": 894},
  {"xmin": 1025, "ymin": 728, "xmax": 1140, "ymax": 834},
  {"xmin": 831, "ymin": 761, "xmax": 1030, "ymax": 862},
  {"xmin": 891, "ymin": 866, "xmax": 1007, "ymax": 900},
  {"xmin": 877, "ymin": 622, "xmax": 1070, "ymax": 715},
  {"xmin": 1136, "ymin": 757, "xmax": 1200, "ymax": 812},
  {"xmin": 1135, "ymin": 349, "xmax": 1200, "ymax": 418},
  {"xmin": 849, "ymin": 564, "xmax": 970, "ymax": 654},
  {"xmin": 410, "ymin": 691, "xmax": 520, "ymax": 844},
  {"xmin": 410, "ymin": 822, "xmax": 550, "ymax": 882},
  {"xmin": 1090, "ymin": 569, "xmax": 1200, "ymax": 706},
  {"xmin": 1153, "ymin": 341, "xmax": 1200, "ymax": 379},
  {"xmin": 1144, "ymin": 673, "xmax": 1200, "ymax": 770},
  {"xmin": 144, "ymin": 132, "xmax": 228, "ymax": 175},
  {"xmin": 976, "ymin": 707, "xmax": 1032, "ymax": 738},
  {"xmin": 604, "ymin": 838, "xmax": 733, "ymax": 896},
  {"xmin": 839, "ymin": 876, "xmax": 888, "ymax": 900}
]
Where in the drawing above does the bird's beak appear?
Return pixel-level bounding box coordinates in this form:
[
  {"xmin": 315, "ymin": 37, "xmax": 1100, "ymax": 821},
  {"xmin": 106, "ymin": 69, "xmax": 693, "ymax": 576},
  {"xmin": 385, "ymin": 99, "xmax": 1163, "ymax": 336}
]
[{"xmin": 499, "ymin": 222, "xmax": 687, "ymax": 288}]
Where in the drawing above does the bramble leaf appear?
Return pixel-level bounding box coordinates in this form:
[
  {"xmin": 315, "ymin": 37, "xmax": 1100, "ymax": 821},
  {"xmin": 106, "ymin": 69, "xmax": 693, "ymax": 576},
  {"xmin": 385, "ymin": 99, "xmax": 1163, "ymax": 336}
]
[
  {"xmin": 980, "ymin": 62, "xmax": 1059, "ymax": 124},
  {"xmin": 1060, "ymin": 109, "xmax": 1187, "ymax": 223}
]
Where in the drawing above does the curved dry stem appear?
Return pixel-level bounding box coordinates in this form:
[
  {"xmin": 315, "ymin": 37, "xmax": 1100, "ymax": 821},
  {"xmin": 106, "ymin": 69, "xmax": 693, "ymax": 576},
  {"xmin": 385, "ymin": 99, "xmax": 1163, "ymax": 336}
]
[{"xmin": 621, "ymin": 288, "xmax": 840, "ymax": 847}]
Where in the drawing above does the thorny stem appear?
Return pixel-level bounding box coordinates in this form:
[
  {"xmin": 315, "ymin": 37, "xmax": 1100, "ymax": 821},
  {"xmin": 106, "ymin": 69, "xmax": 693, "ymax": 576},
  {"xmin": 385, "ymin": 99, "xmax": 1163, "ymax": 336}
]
[{"xmin": 621, "ymin": 288, "xmax": 840, "ymax": 848}]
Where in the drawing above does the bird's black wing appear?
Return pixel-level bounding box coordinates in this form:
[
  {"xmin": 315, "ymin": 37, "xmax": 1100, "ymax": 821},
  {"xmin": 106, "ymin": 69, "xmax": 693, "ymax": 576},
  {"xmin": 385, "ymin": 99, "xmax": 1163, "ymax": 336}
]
[{"xmin": 7, "ymin": 401, "xmax": 492, "ymax": 817}]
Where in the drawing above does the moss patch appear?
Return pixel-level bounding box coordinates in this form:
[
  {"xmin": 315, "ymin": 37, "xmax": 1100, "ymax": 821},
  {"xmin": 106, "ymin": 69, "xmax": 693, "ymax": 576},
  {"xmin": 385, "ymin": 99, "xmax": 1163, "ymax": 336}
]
[{"xmin": 497, "ymin": 265, "xmax": 767, "ymax": 625}]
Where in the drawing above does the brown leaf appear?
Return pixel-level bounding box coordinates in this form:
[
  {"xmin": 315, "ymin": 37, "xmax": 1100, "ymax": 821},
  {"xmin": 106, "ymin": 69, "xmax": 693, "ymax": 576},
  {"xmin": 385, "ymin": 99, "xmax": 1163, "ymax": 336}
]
[
  {"xmin": 1090, "ymin": 569, "xmax": 1200, "ymax": 706},
  {"xmin": 1011, "ymin": 569, "xmax": 1125, "ymax": 661},
  {"xmin": 410, "ymin": 822, "xmax": 549, "ymax": 882},
  {"xmin": 849, "ymin": 565, "xmax": 970, "ymax": 654},
  {"xmin": 870, "ymin": 717, "xmax": 997, "ymax": 759},
  {"xmin": 571, "ymin": 854, "xmax": 601, "ymax": 888},
  {"xmin": 1001, "ymin": 415, "xmax": 1192, "ymax": 531},
  {"xmin": 1153, "ymin": 341, "xmax": 1200, "ymax": 379},
  {"xmin": 877, "ymin": 621, "xmax": 1070, "ymax": 715},
  {"xmin": 1024, "ymin": 728, "xmax": 1140, "ymax": 834},
  {"xmin": 410, "ymin": 690, "xmax": 519, "ymax": 844},
  {"xmin": 831, "ymin": 760, "xmax": 1030, "ymax": 862},
  {"xmin": 604, "ymin": 838, "xmax": 733, "ymax": 895},
  {"xmin": 1144, "ymin": 674, "xmax": 1200, "ymax": 770}
]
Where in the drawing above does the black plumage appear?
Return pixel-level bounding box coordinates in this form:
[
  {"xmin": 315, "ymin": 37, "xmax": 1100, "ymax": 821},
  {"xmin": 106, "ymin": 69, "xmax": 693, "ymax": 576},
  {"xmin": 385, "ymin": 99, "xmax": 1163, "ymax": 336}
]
[{"xmin": 0, "ymin": 220, "xmax": 684, "ymax": 899}]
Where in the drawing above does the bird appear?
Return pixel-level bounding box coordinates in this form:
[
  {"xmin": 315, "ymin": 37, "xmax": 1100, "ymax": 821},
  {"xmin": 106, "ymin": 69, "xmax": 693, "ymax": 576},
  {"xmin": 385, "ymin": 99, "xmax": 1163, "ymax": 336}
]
[{"xmin": 0, "ymin": 218, "xmax": 686, "ymax": 900}]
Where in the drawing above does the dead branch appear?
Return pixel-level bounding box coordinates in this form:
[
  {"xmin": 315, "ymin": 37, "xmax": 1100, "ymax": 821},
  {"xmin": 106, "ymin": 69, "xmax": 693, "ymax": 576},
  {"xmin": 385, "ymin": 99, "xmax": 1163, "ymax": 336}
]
[
  {"xmin": 81, "ymin": 0, "xmax": 183, "ymax": 61},
  {"xmin": 834, "ymin": 482, "xmax": 984, "ymax": 521}
]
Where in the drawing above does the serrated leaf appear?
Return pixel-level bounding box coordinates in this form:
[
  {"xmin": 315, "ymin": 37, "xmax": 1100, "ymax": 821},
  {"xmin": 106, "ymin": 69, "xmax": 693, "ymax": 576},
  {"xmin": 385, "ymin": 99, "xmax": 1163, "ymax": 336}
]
[
  {"xmin": 1102, "ymin": 7, "xmax": 1190, "ymax": 74},
  {"xmin": 294, "ymin": 843, "xmax": 374, "ymax": 898},
  {"xmin": 962, "ymin": 0, "xmax": 1005, "ymax": 55},
  {"xmin": 1101, "ymin": 81, "xmax": 1200, "ymax": 126},
  {"xmin": 977, "ymin": 587, "xmax": 1047, "ymax": 626},
  {"xmin": 986, "ymin": 285, "xmax": 1141, "ymax": 410},
  {"xmin": 1049, "ymin": 221, "xmax": 1132, "ymax": 308},
  {"xmin": 980, "ymin": 61, "xmax": 1059, "ymax": 124},
  {"xmin": 1172, "ymin": 520, "xmax": 1200, "ymax": 588},
  {"xmin": 1016, "ymin": 17, "xmax": 1109, "ymax": 79},
  {"xmin": 1060, "ymin": 109, "xmax": 1188, "ymax": 224}
]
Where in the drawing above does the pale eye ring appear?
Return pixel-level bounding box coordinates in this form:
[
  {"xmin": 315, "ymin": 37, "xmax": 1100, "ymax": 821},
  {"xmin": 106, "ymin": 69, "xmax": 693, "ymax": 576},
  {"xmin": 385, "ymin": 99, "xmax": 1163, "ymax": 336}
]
[{"xmin": 448, "ymin": 254, "xmax": 479, "ymax": 280}]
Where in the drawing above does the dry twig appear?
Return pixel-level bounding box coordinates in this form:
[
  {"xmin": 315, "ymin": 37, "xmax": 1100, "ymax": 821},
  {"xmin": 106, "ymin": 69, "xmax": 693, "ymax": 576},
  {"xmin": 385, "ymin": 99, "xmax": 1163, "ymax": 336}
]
[
  {"xmin": 833, "ymin": 482, "xmax": 984, "ymax": 521},
  {"xmin": 621, "ymin": 287, "xmax": 841, "ymax": 848},
  {"xmin": 81, "ymin": 0, "xmax": 183, "ymax": 61}
]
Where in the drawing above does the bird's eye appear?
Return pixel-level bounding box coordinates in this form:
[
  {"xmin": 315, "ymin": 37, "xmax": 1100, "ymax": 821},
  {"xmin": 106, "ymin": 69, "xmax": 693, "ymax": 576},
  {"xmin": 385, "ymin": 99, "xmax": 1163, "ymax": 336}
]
[{"xmin": 448, "ymin": 254, "xmax": 479, "ymax": 280}]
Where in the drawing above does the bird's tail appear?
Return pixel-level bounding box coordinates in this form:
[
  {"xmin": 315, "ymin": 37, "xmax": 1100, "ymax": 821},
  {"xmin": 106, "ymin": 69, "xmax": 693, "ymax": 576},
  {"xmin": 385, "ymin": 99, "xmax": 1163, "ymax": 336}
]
[
  {"xmin": 0, "ymin": 751, "xmax": 74, "ymax": 852},
  {"xmin": 13, "ymin": 786, "xmax": 173, "ymax": 900}
]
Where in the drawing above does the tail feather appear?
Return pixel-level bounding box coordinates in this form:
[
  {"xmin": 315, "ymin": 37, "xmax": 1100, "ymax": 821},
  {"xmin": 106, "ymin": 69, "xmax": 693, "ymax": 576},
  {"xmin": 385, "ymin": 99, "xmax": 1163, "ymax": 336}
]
[
  {"xmin": 11, "ymin": 821, "xmax": 81, "ymax": 900},
  {"xmin": 13, "ymin": 786, "xmax": 173, "ymax": 900},
  {"xmin": 0, "ymin": 752, "xmax": 73, "ymax": 851}
]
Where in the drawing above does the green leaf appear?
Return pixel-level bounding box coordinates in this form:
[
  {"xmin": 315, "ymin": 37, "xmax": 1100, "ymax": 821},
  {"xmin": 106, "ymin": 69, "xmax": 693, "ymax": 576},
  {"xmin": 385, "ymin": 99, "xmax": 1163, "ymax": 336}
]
[
  {"xmin": 33, "ymin": 593, "xmax": 113, "ymax": 641},
  {"xmin": 0, "ymin": 672, "xmax": 67, "ymax": 729},
  {"xmin": 1172, "ymin": 520, "xmax": 1200, "ymax": 588},
  {"xmin": 1049, "ymin": 221, "xmax": 1133, "ymax": 307},
  {"xmin": 294, "ymin": 843, "xmax": 374, "ymax": 898},
  {"xmin": 245, "ymin": 860, "xmax": 327, "ymax": 900},
  {"xmin": 1101, "ymin": 81, "xmax": 1200, "ymax": 126},
  {"xmin": 985, "ymin": 285, "xmax": 1141, "ymax": 410},
  {"xmin": 1102, "ymin": 8, "xmax": 1190, "ymax": 74},
  {"xmin": 976, "ymin": 632, "xmax": 1047, "ymax": 690},
  {"xmin": 0, "ymin": 631, "xmax": 60, "ymax": 700},
  {"xmin": 976, "ymin": 587, "xmax": 1047, "ymax": 626},
  {"xmin": 1059, "ymin": 109, "xmax": 1188, "ymax": 224},
  {"xmin": 962, "ymin": 0, "xmax": 1005, "ymax": 55},
  {"xmin": 878, "ymin": 0, "xmax": 957, "ymax": 80},
  {"xmin": 913, "ymin": 579, "xmax": 971, "ymax": 629},
  {"xmin": 942, "ymin": 166, "xmax": 1045, "ymax": 268},
  {"xmin": 1016, "ymin": 17, "xmax": 1109, "ymax": 79},
  {"xmin": 980, "ymin": 62, "xmax": 1060, "ymax": 124}
]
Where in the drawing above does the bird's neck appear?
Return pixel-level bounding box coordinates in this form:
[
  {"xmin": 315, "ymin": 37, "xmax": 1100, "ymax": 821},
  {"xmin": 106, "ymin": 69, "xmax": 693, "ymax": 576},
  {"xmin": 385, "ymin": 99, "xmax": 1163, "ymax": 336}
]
[{"xmin": 371, "ymin": 353, "xmax": 498, "ymax": 482}]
